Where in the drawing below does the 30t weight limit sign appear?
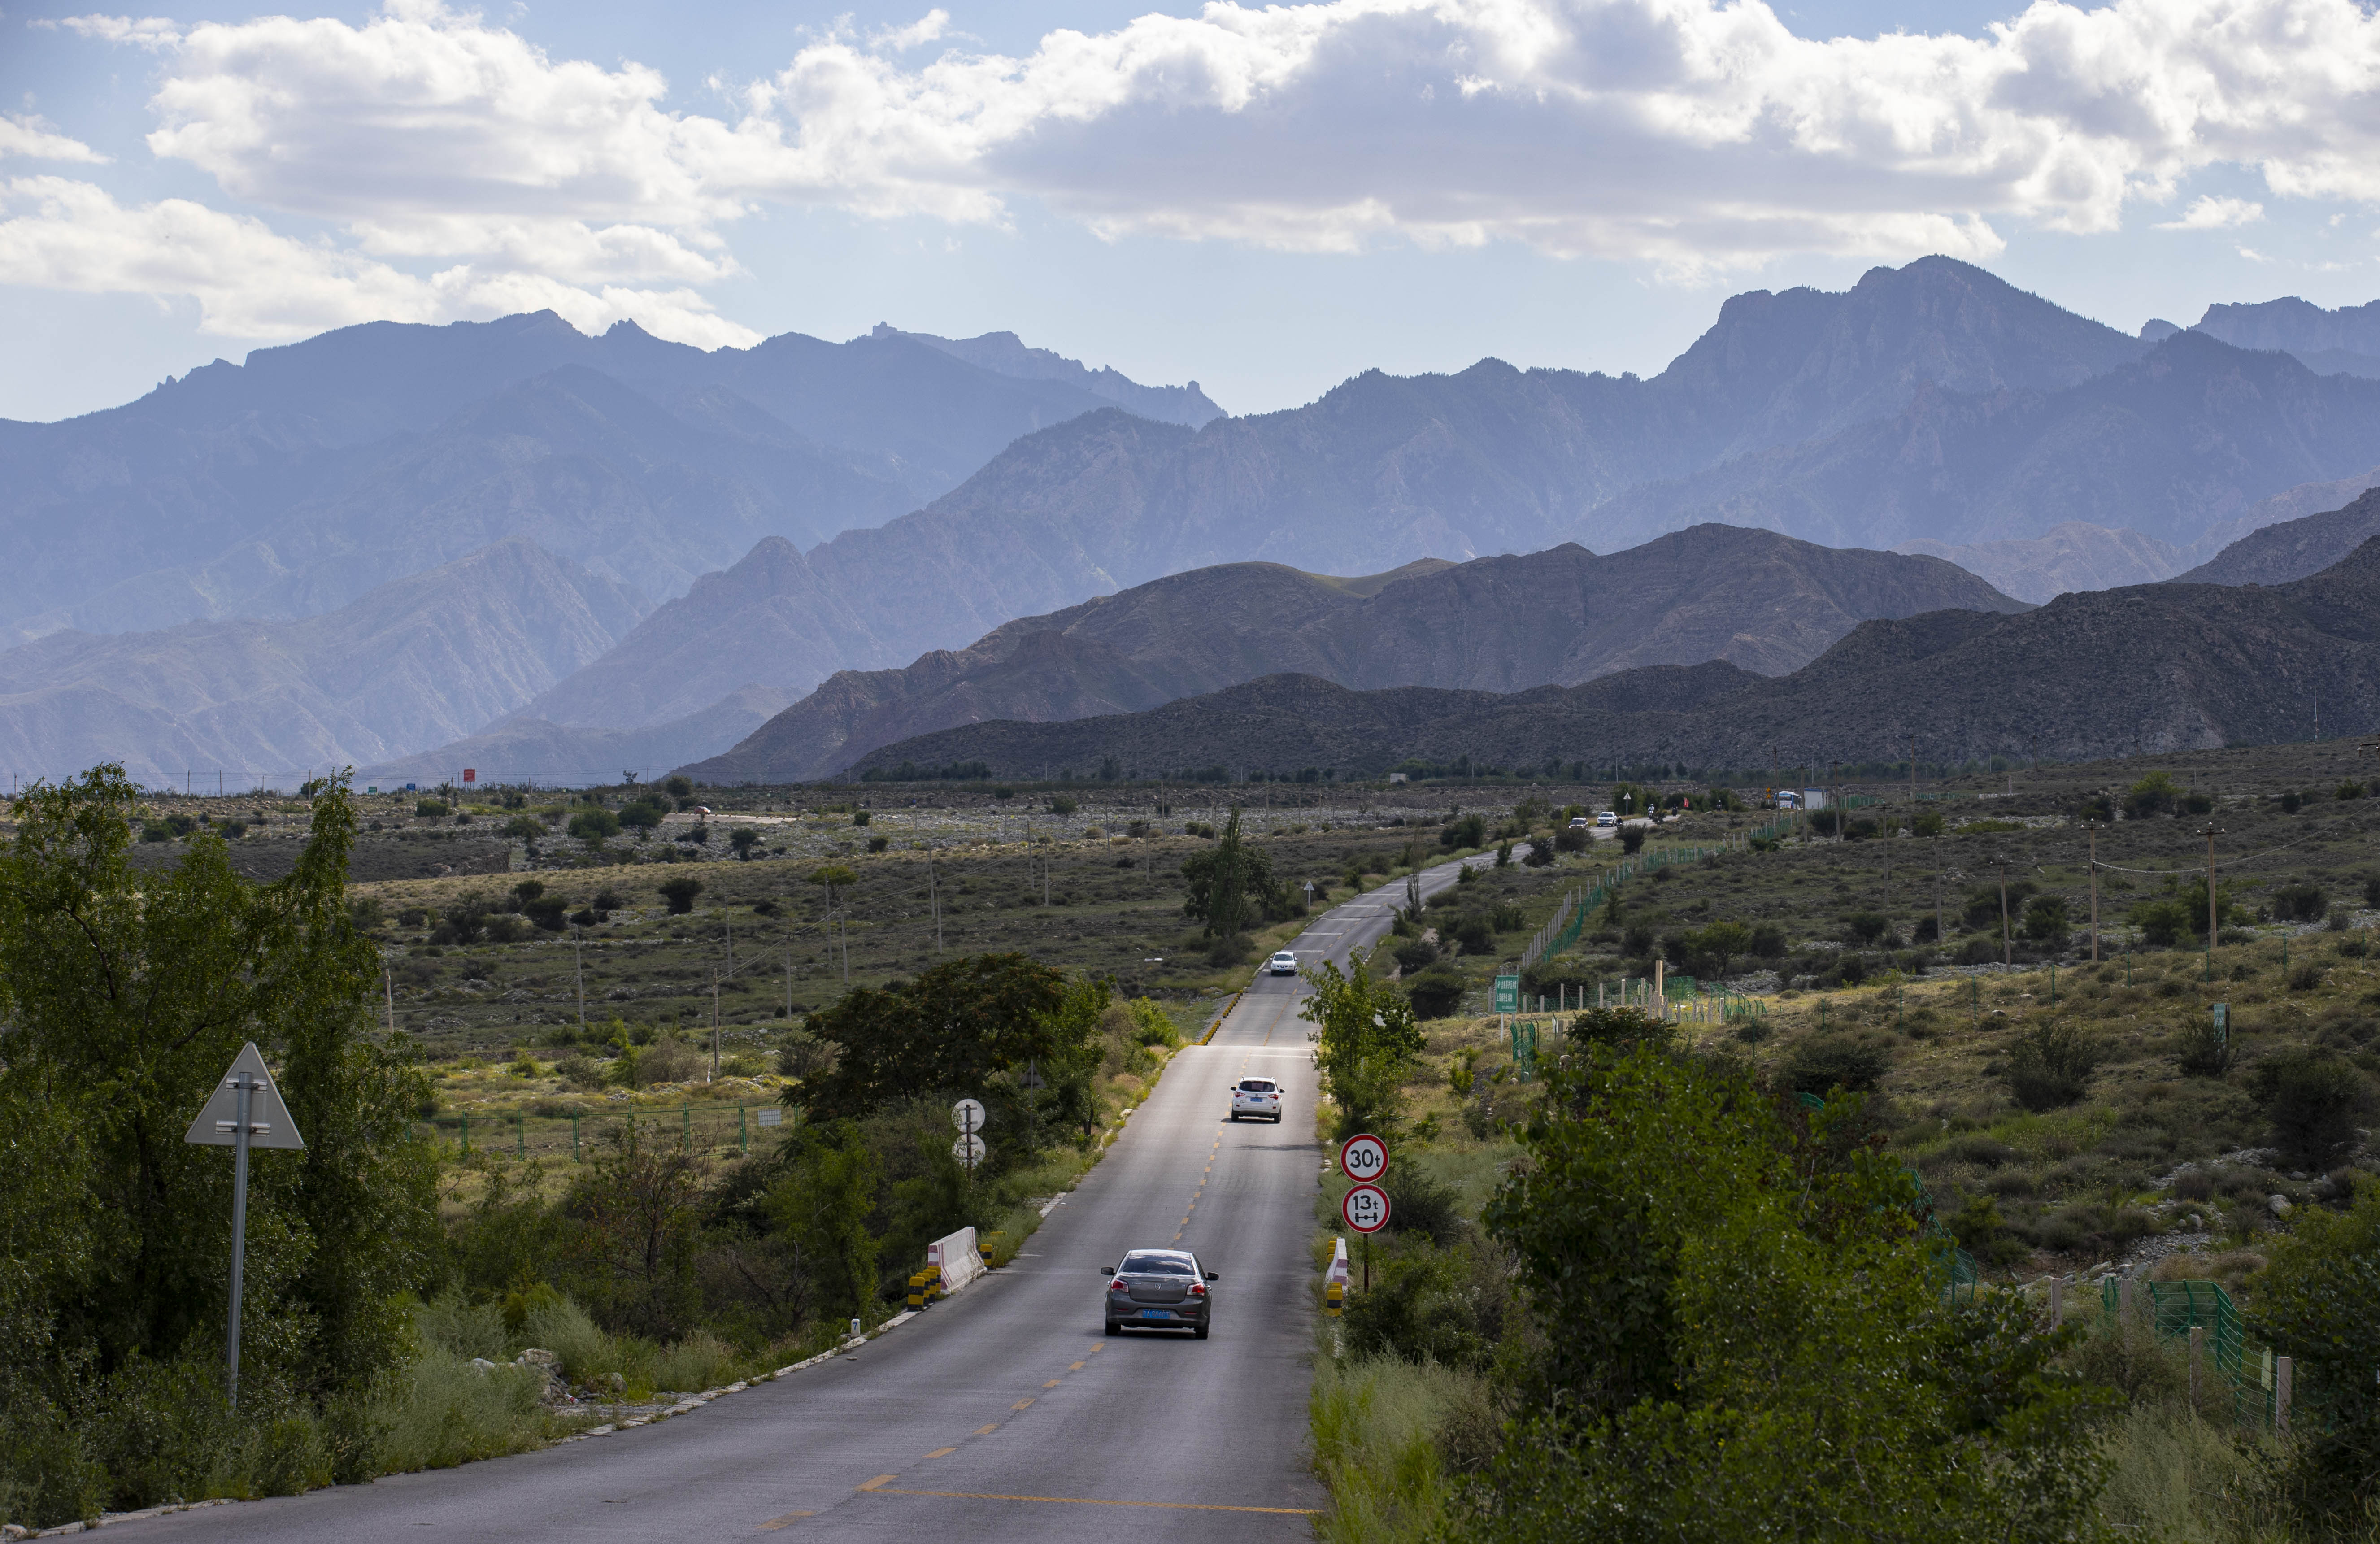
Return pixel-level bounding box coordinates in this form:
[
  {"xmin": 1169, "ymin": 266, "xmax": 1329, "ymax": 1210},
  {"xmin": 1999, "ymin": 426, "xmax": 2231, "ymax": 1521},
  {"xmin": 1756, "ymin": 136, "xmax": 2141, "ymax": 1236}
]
[{"xmin": 1339, "ymin": 1133, "xmax": 1388, "ymax": 1183}]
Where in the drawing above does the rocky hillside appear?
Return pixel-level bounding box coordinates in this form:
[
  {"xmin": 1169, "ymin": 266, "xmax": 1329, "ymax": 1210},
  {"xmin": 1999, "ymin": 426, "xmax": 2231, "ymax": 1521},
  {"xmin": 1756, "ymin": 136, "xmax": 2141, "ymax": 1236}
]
[
  {"xmin": 845, "ymin": 540, "xmax": 2380, "ymax": 779},
  {"xmin": 2175, "ymin": 487, "xmax": 2380, "ymax": 587},
  {"xmin": 682, "ymin": 526, "xmax": 2020, "ymax": 783}
]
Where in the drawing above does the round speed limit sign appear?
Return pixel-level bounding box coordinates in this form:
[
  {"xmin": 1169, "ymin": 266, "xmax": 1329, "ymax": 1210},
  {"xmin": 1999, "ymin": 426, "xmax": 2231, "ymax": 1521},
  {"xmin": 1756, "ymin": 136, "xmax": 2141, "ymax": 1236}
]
[
  {"xmin": 1342, "ymin": 1183, "xmax": 1390, "ymax": 1234},
  {"xmin": 1339, "ymin": 1133, "xmax": 1388, "ymax": 1183}
]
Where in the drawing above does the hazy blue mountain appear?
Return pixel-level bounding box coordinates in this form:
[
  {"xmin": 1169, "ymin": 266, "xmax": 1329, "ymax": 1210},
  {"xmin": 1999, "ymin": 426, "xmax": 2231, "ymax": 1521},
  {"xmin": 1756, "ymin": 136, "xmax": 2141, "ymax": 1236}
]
[
  {"xmin": 872, "ymin": 326, "xmax": 1224, "ymax": 426},
  {"xmin": 0, "ymin": 311, "xmax": 1202, "ymax": 636},
  {"xmin": 1897, "ymin": 524, "xmax": 2184, "ymax": 602},
  {"xmin": 2176, "ymin": 487, "xmax": 2380, "ymax": 587},
  {"xmin": 0, "ymin": 539, "xmax": 646, "ymax": 786}
]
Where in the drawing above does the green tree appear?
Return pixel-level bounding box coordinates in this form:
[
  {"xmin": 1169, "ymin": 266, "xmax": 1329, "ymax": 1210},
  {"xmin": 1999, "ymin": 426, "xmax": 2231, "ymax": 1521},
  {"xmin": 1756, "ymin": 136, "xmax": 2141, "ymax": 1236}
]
[
  {"xmin": 566, "ymin": 808, "xmax": 619, "ymax": 846},
  {"xmin": 766, "ymin": 1122, "xmax": 883, "ymax": 1323},
  {"xmin": 657, "ymin": 877, "xmax": 704, "ymax": 915},
  {"xmin": 2250, "ymin": 1179, "xmax": 2380, "ymax": 1522},
  {"xmin": 1465, "ymin": 1047, "xmax": 2112, "ymax": 1541},
  {"xmin": 789, "ymin": 954, "xmax": 1070, "ymax": 1124},
  {"xmin": 728, "ymin": 828, "xmax": 760, "ymax": 860},
  {"xmin": 1301, "ymin": 958, "xmax": 1425, "ymax": 1138},
  {"xmin": 1179, "ymin": 808, "xmax": 1282, "ymax": 937},
  {"xmin": 0, "ymin": 767, "xmax": 437, "ymax": 1512}
]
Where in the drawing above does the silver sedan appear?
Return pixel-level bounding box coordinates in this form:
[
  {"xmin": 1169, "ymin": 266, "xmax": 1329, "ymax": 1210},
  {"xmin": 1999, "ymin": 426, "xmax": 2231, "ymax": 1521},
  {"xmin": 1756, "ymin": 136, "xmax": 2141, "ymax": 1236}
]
[{"xmin": 1101, "ymin": 1248, "xmax": 1218, "ymax": 1338}]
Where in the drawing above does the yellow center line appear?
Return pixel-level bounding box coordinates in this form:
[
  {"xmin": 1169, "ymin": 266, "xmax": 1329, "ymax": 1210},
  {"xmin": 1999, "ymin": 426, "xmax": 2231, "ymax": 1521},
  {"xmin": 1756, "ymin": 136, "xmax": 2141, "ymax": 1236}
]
[
  {"xmin": 857, "ymin": 1475, "xmax": 896, "ymax": 1492},
  {"xmin": 973, "ymin": 1423, "xmax": 999, "ymax": 1435},
  {"xmin": 1090, "ymin": 1342, "xmax": 1105, "ymax": 1352},
  {"xmin": 1011, "ymin": 1398, "xmax": 1034, "ymax": 1411},
  {"xmin": 865, "ymin": 1488, "xmax": 1317, "ymax": 1515},
  {"xmin": 1068, "ymin": 1361, "xmax": 1085, "ymax": 1370},
  {"xmin": 757, "ymin": 1510, "xmax": 814, "ymax": 1529},
  {"xmin": 923, "ymin": 1448, "xmax": 955, "ymax": 1460},
  {"xmin": 1042, "ymin": 1379, "xmax": 1061, "ymax": 1388}
]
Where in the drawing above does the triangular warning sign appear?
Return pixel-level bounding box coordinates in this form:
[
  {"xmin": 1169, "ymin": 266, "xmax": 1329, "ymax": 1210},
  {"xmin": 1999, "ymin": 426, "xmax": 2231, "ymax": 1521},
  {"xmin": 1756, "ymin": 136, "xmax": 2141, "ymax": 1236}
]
[{"xmin": 183, "ymin": 1042, "xmax": 305, "ymax": 1150}]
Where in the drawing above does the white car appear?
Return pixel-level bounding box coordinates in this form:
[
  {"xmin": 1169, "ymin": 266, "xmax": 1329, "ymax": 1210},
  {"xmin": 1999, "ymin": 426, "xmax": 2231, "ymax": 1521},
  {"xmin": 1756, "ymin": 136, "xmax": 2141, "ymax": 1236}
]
[
  {"xmin": 1567, "ymin": 815, "xmax": 1590, "ymax": 829},
  {"xmin": 1231, "ymin": 1078, "xmax": 1283, "ymax": 1122},
  {"xmin": 1268, "ymin": 950, "xmax": 1298, "ymax": 975},
  {"xmin": 1595, "ymin": 811, "xmax": 1618, "ymax": 828}
]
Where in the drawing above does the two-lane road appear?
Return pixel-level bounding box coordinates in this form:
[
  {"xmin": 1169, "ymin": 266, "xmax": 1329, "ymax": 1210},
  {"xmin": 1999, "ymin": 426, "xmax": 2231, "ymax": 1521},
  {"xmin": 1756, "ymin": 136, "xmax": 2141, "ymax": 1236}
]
[{"xmin": 117, "ymin": 857, "xmax": 1483, "ymax": 1542}]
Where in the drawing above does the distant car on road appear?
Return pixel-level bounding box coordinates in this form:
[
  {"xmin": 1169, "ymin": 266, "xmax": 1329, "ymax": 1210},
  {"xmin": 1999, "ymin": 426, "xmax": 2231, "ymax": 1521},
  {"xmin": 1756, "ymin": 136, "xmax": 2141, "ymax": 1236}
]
[
  {"xmin": 1595, "ymin": 811, "xmax": 1618, "ymax": 827},
  {"xmin": 1567, "ymin": 815, "xmax": 1590, "ymax": 829},
  {"xmin": 1268, "ymin": 950, "xmax": 1298, "ymax": 975},
  {"xmin": 1231, "ymin": 1078, "xmax": 1283, "ymax": 1122},
  {"xmin": 1103, "ymin": 1248, "xmax": 1218, "ymax": 1337}
]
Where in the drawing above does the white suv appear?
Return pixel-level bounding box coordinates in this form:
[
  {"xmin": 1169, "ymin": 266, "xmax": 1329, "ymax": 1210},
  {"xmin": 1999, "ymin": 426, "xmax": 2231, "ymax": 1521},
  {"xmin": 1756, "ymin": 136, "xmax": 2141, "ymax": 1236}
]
[
  {"xmin": 1268, "ymin": 950, "xmax": 1298, "ymax": 975},
  {"xmin": 1231, "ymin": 1078, "xmax": 1283, "ymax": 1122},
  {"xmin": 1595, "ymin": 811, "xmax": 1618, "ymax": 827}
]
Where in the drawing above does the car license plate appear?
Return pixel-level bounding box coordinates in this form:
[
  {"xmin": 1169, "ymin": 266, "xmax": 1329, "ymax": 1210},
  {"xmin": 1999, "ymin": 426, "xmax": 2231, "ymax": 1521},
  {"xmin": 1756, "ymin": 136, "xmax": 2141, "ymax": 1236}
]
[{"xmin": 1139, "ymin": 1309, "xmax": 1170, "ymax": 1321}]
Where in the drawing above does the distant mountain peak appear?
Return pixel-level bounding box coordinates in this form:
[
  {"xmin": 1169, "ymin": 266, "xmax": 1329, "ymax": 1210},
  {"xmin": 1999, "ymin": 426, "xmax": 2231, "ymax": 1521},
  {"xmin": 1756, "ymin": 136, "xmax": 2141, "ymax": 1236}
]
[{"xmin": 868, "ymin": 323, "xmax": 1223, "ymax": 428}]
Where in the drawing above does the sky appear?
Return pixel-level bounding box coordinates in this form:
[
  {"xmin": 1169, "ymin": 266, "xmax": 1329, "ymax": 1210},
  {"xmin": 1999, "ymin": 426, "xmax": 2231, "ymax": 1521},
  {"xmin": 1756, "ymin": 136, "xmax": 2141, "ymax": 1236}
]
[{"xmin": 5, "ymin": 0, "xmax": 2380, "ymax": 422}]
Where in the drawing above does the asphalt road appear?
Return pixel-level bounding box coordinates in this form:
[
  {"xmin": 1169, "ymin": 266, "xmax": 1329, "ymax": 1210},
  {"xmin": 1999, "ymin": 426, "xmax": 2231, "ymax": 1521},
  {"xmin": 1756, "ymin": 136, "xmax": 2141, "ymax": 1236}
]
[{"xmin": 115, "ymin": 857, "xmax": 1479, "ymax": 1543}]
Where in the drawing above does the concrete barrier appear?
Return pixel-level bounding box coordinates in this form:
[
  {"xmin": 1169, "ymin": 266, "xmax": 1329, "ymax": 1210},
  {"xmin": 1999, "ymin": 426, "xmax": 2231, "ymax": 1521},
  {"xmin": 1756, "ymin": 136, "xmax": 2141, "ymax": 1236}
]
[{"xmin": 928, "ymin": 1226, "xmax": 987, "ymax": 1294}]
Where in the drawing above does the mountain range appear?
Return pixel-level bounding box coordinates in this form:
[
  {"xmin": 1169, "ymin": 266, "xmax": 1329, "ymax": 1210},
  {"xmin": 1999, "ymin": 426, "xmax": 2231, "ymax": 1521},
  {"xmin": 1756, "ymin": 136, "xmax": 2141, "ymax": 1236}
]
[
  {"xmin": 17, "ymin": 257, "xmax": 2380, "ymax": 786},
  {"xmin": 844, "ymin": 538, "xmax": 2380, "ymax": 779},
  {"xmin": 675, "ymin": 525, "xmax": 2022, "ymax": 784},
  {"xmin": 0, "ymin": 539, "xmax": 644, "ymax": 786}
]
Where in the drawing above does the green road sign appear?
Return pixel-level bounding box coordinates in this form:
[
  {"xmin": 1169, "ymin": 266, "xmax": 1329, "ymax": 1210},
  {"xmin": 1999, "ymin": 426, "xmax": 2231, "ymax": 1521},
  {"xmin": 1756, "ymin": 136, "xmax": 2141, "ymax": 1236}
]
[{"xmin": 1494, "ymin": 974, "xmax": 1519, "ymax": 1013}]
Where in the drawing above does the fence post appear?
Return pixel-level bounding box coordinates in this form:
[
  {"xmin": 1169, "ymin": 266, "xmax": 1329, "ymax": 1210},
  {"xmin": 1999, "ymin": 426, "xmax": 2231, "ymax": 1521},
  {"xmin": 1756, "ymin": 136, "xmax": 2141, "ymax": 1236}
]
[
  {"xmin": 572, "ymin": 1114, "xmax": 580, "ymax": 1162},
  {"xmin": 516, "ymin": 1113, "xmax": 525, "ymax": 1158},
  {"xmin": 740, "ymin": 1106, "xmax": 749, "ymax": 1154},
  {"xmin": 2047, "ymin": 1277, "xmax": 2063, "ymax": 1325},
  {"xmin": 2117, "ymin": 1278, "xmax": 2133, "ymax": 1322},
  {"xmin": 2276, "ymin": 1356, "xmax": 2292, "ymax": 1434},
  {"xmin": 2189, "ymin": 1326, "xmax": 2203, "ymax": 1414}
]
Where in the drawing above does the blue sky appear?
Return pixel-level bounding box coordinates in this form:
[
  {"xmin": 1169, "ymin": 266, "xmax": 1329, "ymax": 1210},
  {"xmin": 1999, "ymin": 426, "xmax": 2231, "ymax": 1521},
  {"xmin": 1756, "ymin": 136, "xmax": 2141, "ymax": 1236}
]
[{"xmin": 4, "ymin": 0, "xmax": 2380, "ymax": 422}]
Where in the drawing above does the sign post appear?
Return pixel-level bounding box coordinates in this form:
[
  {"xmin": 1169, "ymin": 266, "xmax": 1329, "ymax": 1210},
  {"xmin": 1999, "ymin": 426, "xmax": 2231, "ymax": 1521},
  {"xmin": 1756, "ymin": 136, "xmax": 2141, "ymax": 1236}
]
[
  {"xmin": 183, "ymin": 1042, "xmax": 304, "ymax": 1409},
  {"xmin": 951, "ymin": 1098, "xmax": 988, "ymax": 1176},
  {"xmin": 1339, "ymin": 1133, "xmax": 1391, "ymax": 1291}
]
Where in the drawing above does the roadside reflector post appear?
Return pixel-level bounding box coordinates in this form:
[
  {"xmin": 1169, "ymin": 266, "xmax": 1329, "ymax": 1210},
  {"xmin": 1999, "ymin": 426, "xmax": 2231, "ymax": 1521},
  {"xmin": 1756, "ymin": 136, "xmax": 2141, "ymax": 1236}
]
[{"xmin": 1326, "ymin": 1281, "xmax": 1344, "ymax": 1317}]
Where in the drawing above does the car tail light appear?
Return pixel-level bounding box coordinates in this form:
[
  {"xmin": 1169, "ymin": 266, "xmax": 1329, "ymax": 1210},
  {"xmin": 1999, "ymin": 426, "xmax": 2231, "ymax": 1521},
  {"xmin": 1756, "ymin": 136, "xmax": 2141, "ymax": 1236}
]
[
  {"xmin": 1109, "ymin": 1278, "xmax": 1131, "ymax": 1291},
  {"xmin": 1188, "ymin": 1282, "xmax": 1206, "ymax": 1296}
]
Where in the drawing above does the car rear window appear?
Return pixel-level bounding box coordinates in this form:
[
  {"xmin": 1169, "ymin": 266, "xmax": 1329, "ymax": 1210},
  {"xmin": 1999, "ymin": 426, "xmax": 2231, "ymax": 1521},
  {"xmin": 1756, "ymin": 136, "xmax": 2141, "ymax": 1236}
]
[
  {"xmin": 1120, "ymin": 1254, "xmax": 1193, "ymax": 1275},
  {"xmin": 1237, "ymin": 1079, "xmax": 1276, "ymax": 1092}
]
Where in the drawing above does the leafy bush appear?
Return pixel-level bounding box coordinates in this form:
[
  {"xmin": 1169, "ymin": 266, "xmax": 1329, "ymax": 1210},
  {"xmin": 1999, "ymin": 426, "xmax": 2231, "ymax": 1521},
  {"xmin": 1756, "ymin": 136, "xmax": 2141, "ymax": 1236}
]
[
  {"xmin": 2249, "ymin": 1179, "xmax": 2380, "ymax": 1522},
  {"xmin": 657, "ymin": 877, "xmax": 704, "ymax": 915},
  {"xmin": 2251, "ymin": 1054, "xmax": 2376, "ymax": 1170},
  {"xmin": 2129, "ymin": 899, "xmax": 2194, "ymax": 948},
  {"xmin": 567, "ymin": 809, "xmax": 619, "ymax": 842},
  {"xmin": 2272, "ymin": 881, "xmax": 2328, "ymax": 922},
  {"xmin": 1619, "ymin": 828, "xmax": 1645, "ymax": 855},
  {"xmin": 1453, "ymin": 917, "xmax": 1495, "ymax": 956},
  {"xmin": 2337, "ymin": 781, "xmax": 2368, "ymax": 801},
  {"xmin": 1440, "ymin": 813, "xmax": 1487, "ymax": 850},
  {"xmin": 1842, "ymin": 912, "xmax": 1889, "ymax": 946},
  {"xmin": 415, "ymin": 798, "xmax": 450, "ymax": 818},
  {"xmin": 1392, "ymin": 938, "xmax": 1440, "ymax": 972},
  {"xmin": 2002, "ymin": 1021, "xmax": 2100, "ymax": 1111},
  {"xmin": 2021, "ymin": 894, "xmax": 2069, "ymax": 941},
  {"xmin": 2172, "ymin": 1015, "xmax": 2235, "ymax": 1079},
  {"xmin": 1781, "ymin": 1035, "xmax": 1891, "ymax": 1096},
  {"xmin": 1404, "ymin": 970, "xmax": 1466, "ymax": 1021}
]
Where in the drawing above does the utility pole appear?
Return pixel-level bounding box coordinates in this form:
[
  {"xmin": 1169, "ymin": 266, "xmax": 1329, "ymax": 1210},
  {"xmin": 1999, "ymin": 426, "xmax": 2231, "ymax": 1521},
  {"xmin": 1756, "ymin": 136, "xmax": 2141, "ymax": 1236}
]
[
  {"xmin": 1831, "ymin": 761, "xmax": 1842, "ymax": 842},
  {"xmin": 2201, "ymin": 824, "xmax": 2223, "ymax": 976},
  {"xmin": 1998, "ymin": 857, "xmax": 2013, "ymax": 967},
  {"xmin": 929, "ymin": 855, "xmax": 942, "ymax": 951},
  {"xmin": 2086, "ymin": 823, "xmax": 2101, "ymax": 963},
  {"xmin": 709, "ymin": 977, "xmax": 720, "ymax": 1082}
]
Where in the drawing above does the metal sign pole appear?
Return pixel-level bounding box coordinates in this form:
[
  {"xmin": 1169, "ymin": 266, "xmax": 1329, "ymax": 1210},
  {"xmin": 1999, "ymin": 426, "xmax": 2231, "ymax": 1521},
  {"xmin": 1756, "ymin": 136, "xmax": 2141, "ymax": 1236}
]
[{"xmin": 227, "ymin": 1070, "xmax": 252, "ymax": 1410}]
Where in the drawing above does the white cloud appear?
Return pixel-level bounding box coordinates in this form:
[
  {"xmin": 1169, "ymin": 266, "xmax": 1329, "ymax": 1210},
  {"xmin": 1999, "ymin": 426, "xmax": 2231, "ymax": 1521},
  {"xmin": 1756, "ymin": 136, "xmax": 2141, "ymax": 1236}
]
[
  {"xmin": 2156, "ymin": 194, "xmax": 2264, "ymax": 229},
  {"xmin": 0, "ymin": 115, "xmax": 108, "ymax": 163},
  {"xmin": 38, "ymin": 14, "xmax": 183, "ymax": 48},
  {"xmin": 0, "ymin": 176, "xmax": 759, "ymax": 345},
  {"xmin": 22, "ymin": 0, "xmax": 2380, "ymax": 343}
]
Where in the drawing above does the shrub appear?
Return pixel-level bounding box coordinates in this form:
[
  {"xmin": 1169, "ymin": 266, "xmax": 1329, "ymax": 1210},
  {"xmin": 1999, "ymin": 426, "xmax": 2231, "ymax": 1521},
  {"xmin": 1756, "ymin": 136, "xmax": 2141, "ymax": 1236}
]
[
  {"xmin": 1404, "ymin": 970, "xmax": 1466, "ymax": 1020},
  {"xmin": 502, "ymin": 814, "xmax": 543, "ymax": 839},
  {"xmin": 2252, "ymin": 1054, "xmax": 2376, "ymax": 1170},
  {"xmin": 2337, "ymin": 781, "xmax": 2368, "ymax": 801},
  {"xmin": 1782, "ymin": 1035, "xmax": 1891, "ymax": 1096},
  {"xmin": 1392, "ymin": 938, "xmax": 1440, "ymax": 972},
  {"xmin": 1843, "ymin": 912, "xmax": 1889, "ymax": 946},
  {"xmin": 1046, "ymin": 795, "xmax": 1077, "ymax": 816},
  {"xmin": 1490, "ymin": 903, "xmax": 1526, "ymax": 931},
  {"xmin": 2022, "ymin": 895, "xmax": 2069, "ymax": 942},
  {"xmin": 415, "ymin": 798, "xmax": 450, "ymax": 818},
  {"xmin": 2272, "ymin": 882, "xmax": 2328, "ymax": 922},
  {"xmin": 2129, "ymin": 899, "xmax": 2194, "ymax": 948},
  {"xmin": 567, "ymin": 809, "xmax": 619, "ymax": 842},
  {"xmin": 2124, "ymin": 772, "xmax": 2181, "ymax": 819},
  {"xmin": 657, "ymin": 877, "xmax": 704, "ymax": 915},
  {"xmin": 1383, "ymin": 1162, "xmax": 1465, "ymax": 1247},
  {"xmin": 2003, "ymin": 1021, "xmax": 2100, "ymax": 1111},
  {"xmin": 1619, "ymin": 828, "xmax": 1645, "ymax": 855},
  {"xmin": 2172, "ymin": 1015, "xmax": 2235, "ymax": 1079},
  {"xmin": 1440, "ymin": 813, "xmax": 1488, "ymax": 850},
  {"xmin": 865, "ymin": 835, "xmax": 888, "ymax": 853},
  {"xmin": 1748, "ymin": 922, "xmax": 1787, "ymax": 957}
]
